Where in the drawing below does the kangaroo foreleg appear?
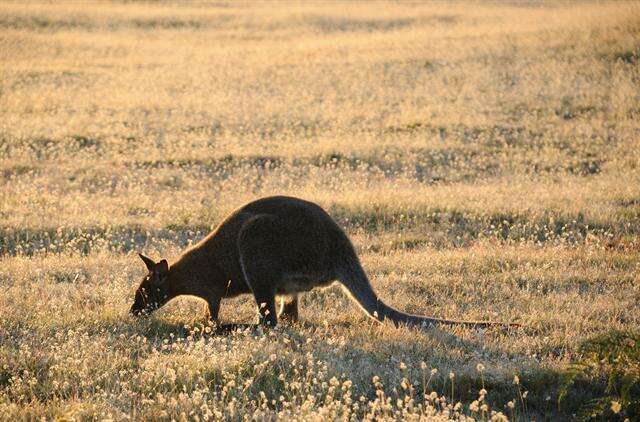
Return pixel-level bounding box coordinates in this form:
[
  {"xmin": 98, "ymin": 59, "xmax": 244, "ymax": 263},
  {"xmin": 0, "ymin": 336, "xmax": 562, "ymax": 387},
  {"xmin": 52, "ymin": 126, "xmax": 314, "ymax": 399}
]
[{"xmin": 206, "ymin": 296, "xmax": 221, "ymax": 322}]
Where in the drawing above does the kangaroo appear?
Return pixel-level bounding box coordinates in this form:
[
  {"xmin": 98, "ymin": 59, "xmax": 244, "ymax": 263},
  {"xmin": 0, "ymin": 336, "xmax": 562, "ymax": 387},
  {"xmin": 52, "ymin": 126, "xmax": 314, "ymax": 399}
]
[{"xmin": 131, "ymin": 196, "xmax": 517, "ymax": 329}]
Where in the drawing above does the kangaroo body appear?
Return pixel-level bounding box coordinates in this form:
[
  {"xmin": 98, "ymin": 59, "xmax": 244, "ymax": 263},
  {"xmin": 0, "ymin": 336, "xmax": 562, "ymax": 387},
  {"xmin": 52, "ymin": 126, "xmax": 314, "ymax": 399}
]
[{"xmin": 131, "ymin": 196, "xmax": 512, "ymax": 329}]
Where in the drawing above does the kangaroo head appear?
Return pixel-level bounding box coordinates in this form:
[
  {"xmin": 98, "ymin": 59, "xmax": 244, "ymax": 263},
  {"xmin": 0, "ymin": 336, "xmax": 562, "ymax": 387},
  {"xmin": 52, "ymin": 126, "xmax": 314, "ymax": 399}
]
[{"xmin": 130, "ymin": 253, "xmax": 170, "ymax": 317}]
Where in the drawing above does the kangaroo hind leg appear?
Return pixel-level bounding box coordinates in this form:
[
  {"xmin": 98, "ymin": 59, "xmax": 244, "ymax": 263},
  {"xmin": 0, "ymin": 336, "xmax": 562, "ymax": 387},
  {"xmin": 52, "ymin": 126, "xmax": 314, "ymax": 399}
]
[
  {"xmin": 238, "ymin": 215, "xmax": 285, "ymax": 328},
  {"xmin": 279, "ymin": 294, "xmax": 299, "ymax": 322},
  {"xmin": 239, "ymin": 256, "xmax": 279, "ymax": 327}
]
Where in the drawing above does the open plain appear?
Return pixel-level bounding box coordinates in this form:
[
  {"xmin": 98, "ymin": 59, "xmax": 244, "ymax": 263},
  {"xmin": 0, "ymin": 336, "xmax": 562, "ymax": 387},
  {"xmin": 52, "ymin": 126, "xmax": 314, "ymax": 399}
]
[{"xmin": 1, "ymin": 1, "xmax": 639, "ymax": 420}]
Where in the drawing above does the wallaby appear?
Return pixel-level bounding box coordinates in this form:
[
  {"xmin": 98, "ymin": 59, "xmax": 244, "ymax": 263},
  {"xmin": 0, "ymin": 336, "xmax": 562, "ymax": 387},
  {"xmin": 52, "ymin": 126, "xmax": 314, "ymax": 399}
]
[{"xmin": 131, "ymin": 196, "xmax": 517, "ymax": 329}]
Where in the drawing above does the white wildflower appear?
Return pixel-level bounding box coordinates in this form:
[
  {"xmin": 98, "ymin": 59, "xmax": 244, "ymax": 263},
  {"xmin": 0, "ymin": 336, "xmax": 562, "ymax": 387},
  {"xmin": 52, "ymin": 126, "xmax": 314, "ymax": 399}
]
[{"xmin": 611, "ymin": 401, "xmax": 621, "ymax": 414}]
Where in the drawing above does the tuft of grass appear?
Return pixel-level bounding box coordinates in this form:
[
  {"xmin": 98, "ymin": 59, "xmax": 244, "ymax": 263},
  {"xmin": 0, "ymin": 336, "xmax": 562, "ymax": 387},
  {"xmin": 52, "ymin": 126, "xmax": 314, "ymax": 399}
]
[{"xmin": 560, "ymin": 330, "xmax": 640, "ymax": 420}]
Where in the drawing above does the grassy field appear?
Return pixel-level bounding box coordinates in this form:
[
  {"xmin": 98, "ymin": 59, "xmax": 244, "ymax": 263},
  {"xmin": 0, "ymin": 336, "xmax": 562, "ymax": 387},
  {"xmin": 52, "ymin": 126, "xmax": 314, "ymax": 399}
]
[{"xmin": 1, "ymin": 1, "xmax": 639, "ymax": 420}]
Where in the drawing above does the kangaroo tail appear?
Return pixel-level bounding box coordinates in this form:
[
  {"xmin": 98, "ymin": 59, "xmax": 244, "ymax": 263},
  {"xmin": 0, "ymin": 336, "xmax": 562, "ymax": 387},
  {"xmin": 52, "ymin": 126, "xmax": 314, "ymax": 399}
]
[{"xmin": 336, "ymin": 254, "xmax": 518, "ymax": 329}]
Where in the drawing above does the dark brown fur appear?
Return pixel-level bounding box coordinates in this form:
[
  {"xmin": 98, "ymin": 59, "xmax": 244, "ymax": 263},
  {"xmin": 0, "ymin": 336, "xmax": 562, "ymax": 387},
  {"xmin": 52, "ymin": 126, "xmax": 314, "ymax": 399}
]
[{"xmin": 131, "ymin": 196, "xmax": 517, "ymax": 329}]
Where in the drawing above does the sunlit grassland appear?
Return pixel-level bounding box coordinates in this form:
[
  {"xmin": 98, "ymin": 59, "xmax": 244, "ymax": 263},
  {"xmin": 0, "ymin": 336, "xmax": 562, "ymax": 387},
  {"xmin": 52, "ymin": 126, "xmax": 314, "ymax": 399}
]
[{"xmin": 1, "ymin": 1, "xmax": 639, "ymax": 420}]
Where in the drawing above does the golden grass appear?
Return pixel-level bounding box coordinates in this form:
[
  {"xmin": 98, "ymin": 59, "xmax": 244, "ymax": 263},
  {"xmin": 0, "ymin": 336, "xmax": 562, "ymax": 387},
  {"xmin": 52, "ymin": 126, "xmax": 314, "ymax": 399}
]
[{"xmin": 1, "ymin": 1, "xmax": 639, "ymax": 420}]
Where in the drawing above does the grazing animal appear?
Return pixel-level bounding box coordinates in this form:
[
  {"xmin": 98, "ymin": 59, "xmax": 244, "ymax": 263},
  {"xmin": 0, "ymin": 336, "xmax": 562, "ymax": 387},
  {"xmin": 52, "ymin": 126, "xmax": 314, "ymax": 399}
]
[{"xmin": 131, "ymin": 196, "xmax": 516, "ymax": 329}]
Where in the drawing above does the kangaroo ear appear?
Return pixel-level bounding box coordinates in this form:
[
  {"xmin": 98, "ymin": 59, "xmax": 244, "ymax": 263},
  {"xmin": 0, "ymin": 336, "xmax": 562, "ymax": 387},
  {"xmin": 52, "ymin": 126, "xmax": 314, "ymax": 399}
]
[
  {"xmin": 138, "ymin": 253, "xmax": 156, "ymax": 272},
  {"xmin": 156, "ymin": 259, "xmax": 169, "ymax": 276}
]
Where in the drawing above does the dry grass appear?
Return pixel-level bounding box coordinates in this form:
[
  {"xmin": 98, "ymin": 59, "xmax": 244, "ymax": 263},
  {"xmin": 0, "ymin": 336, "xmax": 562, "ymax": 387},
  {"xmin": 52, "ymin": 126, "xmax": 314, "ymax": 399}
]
[{"xmin": 1, "ymin": 1, "xmax": 639, "ymax": 420}]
